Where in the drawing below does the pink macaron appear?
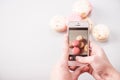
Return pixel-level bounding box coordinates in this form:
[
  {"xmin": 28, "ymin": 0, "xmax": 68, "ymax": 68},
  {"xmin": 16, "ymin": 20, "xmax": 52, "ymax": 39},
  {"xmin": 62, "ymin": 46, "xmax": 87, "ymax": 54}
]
[
  {"xmin": 72, "ymin": 47, "xmax": 81, "ymax": 55},
  {"xmin": 72, "ymin": 40, "xmax": 80, "ymax": 47}
]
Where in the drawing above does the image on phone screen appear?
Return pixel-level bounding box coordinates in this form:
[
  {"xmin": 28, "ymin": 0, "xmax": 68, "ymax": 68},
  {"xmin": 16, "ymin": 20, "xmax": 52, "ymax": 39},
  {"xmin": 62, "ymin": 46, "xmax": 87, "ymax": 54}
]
[{"xmin": 68, "ymin": 21, "xmax": 89, "ymax": 61}]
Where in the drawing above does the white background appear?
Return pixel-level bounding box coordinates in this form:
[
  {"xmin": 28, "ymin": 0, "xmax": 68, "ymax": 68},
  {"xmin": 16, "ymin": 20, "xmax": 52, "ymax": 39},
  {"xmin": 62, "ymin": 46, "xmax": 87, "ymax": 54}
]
[{"xmin": 0, "ymin": 0, "xmax": 120, "ymax": 80}]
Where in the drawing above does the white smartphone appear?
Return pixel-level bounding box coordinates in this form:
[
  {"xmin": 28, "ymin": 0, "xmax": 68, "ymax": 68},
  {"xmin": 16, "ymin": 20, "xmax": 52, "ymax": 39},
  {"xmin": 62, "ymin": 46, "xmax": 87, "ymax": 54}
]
[{"xmin": 67, "ymin": 21, "xmax": 89, "ymax": 67}]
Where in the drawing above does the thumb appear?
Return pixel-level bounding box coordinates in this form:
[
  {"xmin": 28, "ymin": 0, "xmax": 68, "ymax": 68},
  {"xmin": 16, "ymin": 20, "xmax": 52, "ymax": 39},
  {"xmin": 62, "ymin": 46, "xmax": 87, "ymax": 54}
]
[{"xmin": 76, "ymin": 56, "xmax": 94, "ymax": 64}]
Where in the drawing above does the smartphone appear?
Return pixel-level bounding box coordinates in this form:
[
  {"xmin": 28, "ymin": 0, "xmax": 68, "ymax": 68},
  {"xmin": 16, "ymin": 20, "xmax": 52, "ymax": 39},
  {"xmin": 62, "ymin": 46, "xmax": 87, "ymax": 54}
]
[{"xmin": 68, "ymin": 21, "xmax": 89, "ymax": 66}]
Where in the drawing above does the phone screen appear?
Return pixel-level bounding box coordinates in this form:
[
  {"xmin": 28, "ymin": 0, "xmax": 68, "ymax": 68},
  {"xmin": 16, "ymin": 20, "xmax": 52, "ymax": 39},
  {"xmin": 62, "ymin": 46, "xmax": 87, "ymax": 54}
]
[{"xmin": 68, "ymin": 21, "xmax": 89, "ymax": 61}]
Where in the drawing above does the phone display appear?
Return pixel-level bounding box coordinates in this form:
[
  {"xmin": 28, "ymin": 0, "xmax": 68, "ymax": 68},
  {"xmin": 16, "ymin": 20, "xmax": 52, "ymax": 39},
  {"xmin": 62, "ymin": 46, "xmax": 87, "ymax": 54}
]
[{"xmin": 68, "ymin": 21, "xmax": 89, "ymax": 61}]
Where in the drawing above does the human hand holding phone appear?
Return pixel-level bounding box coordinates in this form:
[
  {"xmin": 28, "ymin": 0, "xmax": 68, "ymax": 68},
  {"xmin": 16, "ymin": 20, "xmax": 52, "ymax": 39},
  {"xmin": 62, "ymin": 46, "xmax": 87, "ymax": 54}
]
[
  {"xmin": 51, "ymin": 35, "xmax": 120, "ymax": 80},
  {"xmin": 76, "ymin": 41, "xmax": 120, "ymax": 80},
  {"xmin": 50, "ymin": 35, "xmax": 89, "ymax": 80}
]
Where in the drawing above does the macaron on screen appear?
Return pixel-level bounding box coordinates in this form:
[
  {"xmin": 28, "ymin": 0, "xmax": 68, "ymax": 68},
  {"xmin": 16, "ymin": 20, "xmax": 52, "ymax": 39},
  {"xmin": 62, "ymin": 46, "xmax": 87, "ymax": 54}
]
[{"xmin": 69, "ymin": 28, "xmax": 88, "ymax": 61}]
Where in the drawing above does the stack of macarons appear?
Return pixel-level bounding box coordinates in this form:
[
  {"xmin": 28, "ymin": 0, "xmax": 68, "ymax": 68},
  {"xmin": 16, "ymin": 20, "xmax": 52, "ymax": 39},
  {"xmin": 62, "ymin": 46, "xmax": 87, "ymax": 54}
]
[{"xmin": 69, "ymin": 35, "xmax": 88, "ymax": 56}]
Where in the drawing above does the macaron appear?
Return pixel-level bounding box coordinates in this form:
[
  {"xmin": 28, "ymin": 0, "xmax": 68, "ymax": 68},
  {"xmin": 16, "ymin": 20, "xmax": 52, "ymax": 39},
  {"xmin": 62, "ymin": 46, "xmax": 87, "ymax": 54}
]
[
  {"xmin": 72, "ymin": 47, "xmax": 81, "ymax": 55},
  {"xmin": 72, "ymin": 40, "xmax": 80, "ymax": 47},
  {"xmin": 72, "ymin": 0, "xmax": 92, "ymax": 18},
  {"xmin": 84, "ymin": 44, "xmax": 88, "ymax": 52},
  {"xmin": 76, "ymin": 35, "xmax": 84, "ymax": 41},
  {"xmin": 92, "ymin": 24, "xmax": 110, "ymax": 42},
  {"xmin": 50, "ymin": 15, "xmax": 67, "ymax": 32},
  {"xmin": 79, "ymin": 42, "xmax": 85, "ymax": 48}
]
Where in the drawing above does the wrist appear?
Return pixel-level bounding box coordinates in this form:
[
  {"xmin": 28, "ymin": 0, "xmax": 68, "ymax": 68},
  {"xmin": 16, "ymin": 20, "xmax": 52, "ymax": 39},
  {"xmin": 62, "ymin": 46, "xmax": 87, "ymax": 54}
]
[{"xmin": 102, "ymin": 66, "xmax": 120, "ymax": 80}]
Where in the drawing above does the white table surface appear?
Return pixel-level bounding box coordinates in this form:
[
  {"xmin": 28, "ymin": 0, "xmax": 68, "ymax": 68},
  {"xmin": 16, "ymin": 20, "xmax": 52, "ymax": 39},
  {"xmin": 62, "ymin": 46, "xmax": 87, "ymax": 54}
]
[{"xmin": 0, "ymin": 0, "xmax": 120, "ymax": 80}]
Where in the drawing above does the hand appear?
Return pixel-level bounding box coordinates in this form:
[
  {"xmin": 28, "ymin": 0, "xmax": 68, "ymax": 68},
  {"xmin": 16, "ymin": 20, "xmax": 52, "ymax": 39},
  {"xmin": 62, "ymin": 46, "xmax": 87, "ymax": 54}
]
[
  {"xmin": 50, "ymin": 35, "xmax": 89, "ymax": 80},
  {"xmin": 76, "ymin": 41, "xmax": 120, "ymax": 80}
]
